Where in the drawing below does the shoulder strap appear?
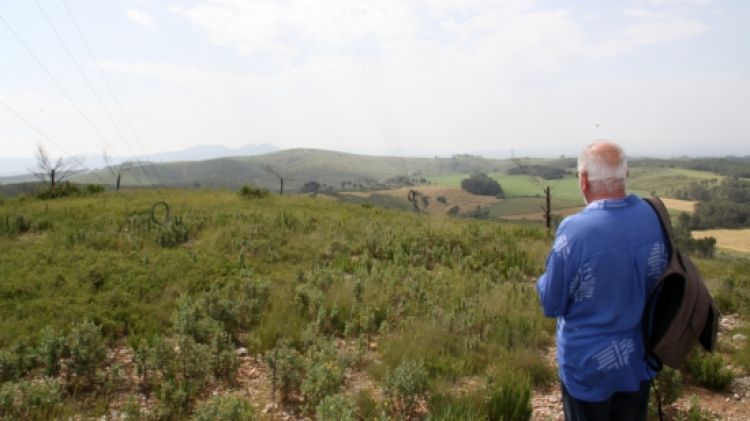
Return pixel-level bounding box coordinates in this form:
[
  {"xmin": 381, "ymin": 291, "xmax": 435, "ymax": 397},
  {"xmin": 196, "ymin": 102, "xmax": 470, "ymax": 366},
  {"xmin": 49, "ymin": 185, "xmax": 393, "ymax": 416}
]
[{"xmin": 644, "ymin": 196, "xmax": 677, "ymax": 250}]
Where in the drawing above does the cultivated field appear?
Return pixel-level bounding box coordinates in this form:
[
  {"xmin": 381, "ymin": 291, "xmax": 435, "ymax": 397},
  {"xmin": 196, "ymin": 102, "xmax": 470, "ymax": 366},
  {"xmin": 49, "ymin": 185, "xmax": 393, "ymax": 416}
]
[
  {"xmin": 693, "ymin": 229, "xmax": 750, "ymax": 254},
  {"xmin": 661, "ymin": 198, "xmax": 697, "ymax": 213}
]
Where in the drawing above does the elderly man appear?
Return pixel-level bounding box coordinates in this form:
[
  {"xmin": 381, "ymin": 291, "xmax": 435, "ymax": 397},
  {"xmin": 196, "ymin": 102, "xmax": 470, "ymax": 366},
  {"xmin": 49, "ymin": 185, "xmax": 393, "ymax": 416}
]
[{"xmin": 537, "ymin": 141, "xmax": 669, "ymax": 421}]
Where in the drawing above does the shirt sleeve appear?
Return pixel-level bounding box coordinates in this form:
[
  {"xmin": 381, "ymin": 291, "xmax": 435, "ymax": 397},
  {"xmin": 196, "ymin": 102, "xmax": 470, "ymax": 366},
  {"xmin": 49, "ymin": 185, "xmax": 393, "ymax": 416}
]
[{"xmin": 537, "ymin": 224, "xmax": 578, "ymax": 317}]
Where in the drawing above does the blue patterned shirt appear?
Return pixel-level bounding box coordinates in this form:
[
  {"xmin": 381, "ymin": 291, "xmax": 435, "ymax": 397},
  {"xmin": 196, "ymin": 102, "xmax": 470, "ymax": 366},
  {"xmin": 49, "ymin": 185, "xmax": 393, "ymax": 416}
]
[{"xmin": 537, "ymin": 194, "xmax": 669, "ymax": 401}]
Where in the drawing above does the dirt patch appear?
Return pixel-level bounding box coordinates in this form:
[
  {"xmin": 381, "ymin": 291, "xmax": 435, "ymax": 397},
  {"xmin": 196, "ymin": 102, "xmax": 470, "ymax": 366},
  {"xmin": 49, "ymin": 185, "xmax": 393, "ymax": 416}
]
[
  {"xmin": 661, "ymin": 198, "xmax": 697, "ymax": 213},
  {"xmin": 692, "ymin": 229, "xmax": 750, "ymax": 253}
]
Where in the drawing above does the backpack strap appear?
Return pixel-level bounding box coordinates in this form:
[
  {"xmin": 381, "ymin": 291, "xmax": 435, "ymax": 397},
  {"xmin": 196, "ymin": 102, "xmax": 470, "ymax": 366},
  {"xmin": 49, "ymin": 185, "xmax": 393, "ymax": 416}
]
[{"xmin": 643, "ymin": 196, "xmax": 678, "ymax": 252}]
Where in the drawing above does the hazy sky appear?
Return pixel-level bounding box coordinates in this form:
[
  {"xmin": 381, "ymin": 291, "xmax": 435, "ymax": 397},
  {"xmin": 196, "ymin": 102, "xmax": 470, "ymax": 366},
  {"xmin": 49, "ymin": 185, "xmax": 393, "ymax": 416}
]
[{"xmin": 1, "ymin": 0, "xmax": 748, "ymax": 164}]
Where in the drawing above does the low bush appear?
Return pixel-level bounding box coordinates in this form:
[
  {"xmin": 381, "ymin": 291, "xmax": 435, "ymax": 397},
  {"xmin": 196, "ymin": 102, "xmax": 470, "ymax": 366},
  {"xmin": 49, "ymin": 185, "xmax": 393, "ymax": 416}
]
[
  {"xmin": 486, "ymin": 370, "xmax": 532, "ymax": 421},
  {"xmin": 302, "ymin": 353, "xmax": 344, "ymax": 410},
  {"xmin": 428, "ymin": 392, "xmax": 485, "ymax": 420},
  {"xmin": 85, "ymin": 184, "xmax": 105, "ymax": 194},
  {"xmin": 239, "ymin": 185, "xmax": 270, "ymax": 199},
  {"xmin": 38, "ymin": 326, "xmax": 65, "ymax": 377},
  {"xmin": 0, "ymin": 341, "xmax": 35, "ymax": 383},
  {"xmin": 316, "ymin": 393, "xmax": 356, "ymax": 421},
  {"xmin": 36, "ymin": 181, "xmax": 81, "ymax": 199},
  {"xmin": 157, "ymin": 218, "xmax": 190, "ymax": 248},
  {"xmin": 192, "ymin": 393, "xmax": 256, "ymax": 421},
  {"xmin": 66, "ymin": 321, "xmax": 107, "ymax": 390},
  {"xmin": 0, "ymin": 378, "xmax": 62, "ymax": 419},
  {"xmin": 685, "ymin": 350, "xmax": 733, "ymax": 391},
  {"xmin": 654, "ymin": 366, "xmax": 684, "ymax": 406},
  {"xmin": 265, "ymin": 340, "xmax": 304, "ymax": 403},
  {"xmin": 385, "ymin": 358, "xmax": 428, "ymax": 417}
]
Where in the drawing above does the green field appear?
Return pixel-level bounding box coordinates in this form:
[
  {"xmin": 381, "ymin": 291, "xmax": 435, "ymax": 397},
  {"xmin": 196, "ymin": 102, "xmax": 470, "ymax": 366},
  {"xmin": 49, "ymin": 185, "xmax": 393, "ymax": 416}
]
[
  {"xmin": 430, "ymin": 174, "xmax": 580, "ymax": 200},
  {"xmin": 628, "ymin": 167, "xmax": 722, "ymax": 196},
  {"xmin": 430, "ymin": 167, "xmax": 724, "ymax": 217}
]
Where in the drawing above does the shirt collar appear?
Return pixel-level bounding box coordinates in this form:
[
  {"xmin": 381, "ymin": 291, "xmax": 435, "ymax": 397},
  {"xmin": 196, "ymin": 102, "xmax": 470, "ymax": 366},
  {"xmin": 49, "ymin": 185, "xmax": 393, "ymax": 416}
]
[{"xmin": 584, "ymin": 194, "xmax": 637, "ymax": 210}]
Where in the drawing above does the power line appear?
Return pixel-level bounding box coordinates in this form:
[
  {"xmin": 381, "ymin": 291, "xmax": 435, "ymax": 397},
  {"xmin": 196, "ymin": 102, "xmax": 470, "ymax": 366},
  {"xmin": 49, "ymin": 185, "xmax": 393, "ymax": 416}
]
[
  {"xmin": 0, "ymin": 12, "xmax": 148, "ymax": 188},
  {"xmin": 337, "ymin": 0, "xmax": 410, "ymax": 178},
  {"xmin": 60, "ymin": 0, "xmax": 165, "ymax": 187},
  {"xmin": 0, "ymin": 99, "xmax": 112, "ymax": 187},
  {"xmin": 31, "ymin": 0, "xmax": 148, "ymax": 188}
]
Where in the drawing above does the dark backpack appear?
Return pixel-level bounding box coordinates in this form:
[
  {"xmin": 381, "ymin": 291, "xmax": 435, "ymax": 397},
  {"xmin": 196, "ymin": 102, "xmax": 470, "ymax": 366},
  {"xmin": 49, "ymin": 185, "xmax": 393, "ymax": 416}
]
[{"xmin": 642, "ymin": 196, "xmax": 719, "ymax": 369}]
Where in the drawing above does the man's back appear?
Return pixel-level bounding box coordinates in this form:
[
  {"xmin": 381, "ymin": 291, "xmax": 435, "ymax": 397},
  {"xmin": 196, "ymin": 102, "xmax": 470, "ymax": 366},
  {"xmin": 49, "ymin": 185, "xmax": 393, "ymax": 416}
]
[{"xmin": 537, "ymin": 194, "xmax": 669, "ymax": 401}]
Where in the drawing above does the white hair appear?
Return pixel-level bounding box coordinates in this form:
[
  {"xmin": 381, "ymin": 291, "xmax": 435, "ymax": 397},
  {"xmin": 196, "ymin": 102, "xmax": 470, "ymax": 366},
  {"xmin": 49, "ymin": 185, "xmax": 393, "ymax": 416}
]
[{"xmin": 577, "ymin": 141, "xmax": 628, "ymax": 194}]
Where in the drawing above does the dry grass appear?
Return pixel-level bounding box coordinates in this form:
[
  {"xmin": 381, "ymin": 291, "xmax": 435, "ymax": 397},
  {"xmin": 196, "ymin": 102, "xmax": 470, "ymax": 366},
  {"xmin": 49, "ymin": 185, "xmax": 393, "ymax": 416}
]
[
  {"xmin": 692, "ymin": 229, "xmax": 750, "ymax": 253},
  {"xmin": 342, "ymin": 186, "xmax": 502, "ymax": 215},
  {"xmin": 662, "ymin": 198, "xmax": 697, "ymax": 213}
]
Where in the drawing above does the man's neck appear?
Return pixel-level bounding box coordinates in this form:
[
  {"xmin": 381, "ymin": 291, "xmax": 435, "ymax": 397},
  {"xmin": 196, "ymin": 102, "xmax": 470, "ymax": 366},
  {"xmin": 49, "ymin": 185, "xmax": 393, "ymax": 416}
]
[{"xmin": 587, "ymin": 190, "xmax": 627, "ymax": 203}]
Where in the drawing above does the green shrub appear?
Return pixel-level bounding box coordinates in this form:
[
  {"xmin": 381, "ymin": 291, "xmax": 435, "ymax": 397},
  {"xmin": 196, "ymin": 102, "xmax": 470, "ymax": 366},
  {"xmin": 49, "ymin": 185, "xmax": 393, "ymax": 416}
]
[
  {"xmin": 171, "ymin": 296, "xmax": 239, "ymax": 380},
  {"xmin": 316, "ymin": 393, "xmax": 356, "ymax": 421},
  {"xmin": 1, "ymin": 214, "xmax": 32, "ymax": 236},
  {"xmin": 206, "ymin": 327, "xmax": 239, "ymax": 381},
  {"xmin": 301, "ymin": 357, "xmax": 344, "ymax": 410},
  {"xmin": 37, "ymin": 181, "xmax": 80, "ymax": 199},
  {"xmin": 157, "ymin": 218, "xmax": 189, "ymax": 247},
  {"xmin": 192, "ymin": 394, "xmax": 256, "ymax": 421},
  {"xmin": 0, "ymin": 349, "xmax": 21, "ymax": 383},
  {"xmin": 486, "ymin": 371, "xmax": 532, "ymax": 421},
  {"xmin": 66, "ymin": 321, "xmax": 107, "ymax": 390},
  {"xmin": 655, "ymin": 367, "xmax": 683, "ymax": 406},
  {"xmin": 385, "ymin": 358, "xmax": 428, "ymax": 417},
  {"xmin": 713, "ymin": 277, "xmax": 749, "ymax": 314},
  {"xmin": 428, "ymin": 392, "xmax": 485, "ymax": 420},
  {"xmin": 685, "ymin": 350, "xmax": 733, "ymax": 391},
  {"xmin": 0, "ymin": 378, "xmax": 62, "ymax": 419},
  {"xmin": 0, "ymin": 381, "xmax": 18, "ymax": 416},
  {"xmin": 265, "ymin": 340, "xmax": 304, "ymax": 403},
  {"xmin": 38, "ymin": 326, "xmax": 65, "ymax": 377},
  {"xmin": 155, "ymin": 378, "xmax": 192, "ymax": 419},
  {"xmin": 239, "ymin": 185, "xmax": 269, "ymax": 199},
  {"xmin": 85, "ymin": 184, "xmax": 105, "ymax": 194},
  {"xmin": 147, "ymin": 335, "xmax": 213, "ymax": 418}
]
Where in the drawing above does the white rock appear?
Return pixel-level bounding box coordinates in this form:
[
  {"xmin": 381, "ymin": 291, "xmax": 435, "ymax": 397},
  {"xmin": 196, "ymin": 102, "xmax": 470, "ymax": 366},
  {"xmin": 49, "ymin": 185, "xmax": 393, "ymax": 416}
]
[
  {"xmin": 236, "ymin": 347, "xmax": 249, "ymax": 356},
  {"xmin": 732, "ymin": 333, "xmax": 747, "ymax": 343},
  {"xmin": 263, "ymin": 403, "xmax": 277, "ymax": 414}
]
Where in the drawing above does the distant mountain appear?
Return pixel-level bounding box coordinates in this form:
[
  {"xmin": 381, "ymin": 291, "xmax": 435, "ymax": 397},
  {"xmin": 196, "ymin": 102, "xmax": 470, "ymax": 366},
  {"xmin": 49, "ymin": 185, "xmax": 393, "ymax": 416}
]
[
  {"xmin": 147, "ymin": 143, "xmax": 279, "ymax": 162},
  {"xmin": 0, "ymin": 157, "xmax": 37, "ymax": 177}
]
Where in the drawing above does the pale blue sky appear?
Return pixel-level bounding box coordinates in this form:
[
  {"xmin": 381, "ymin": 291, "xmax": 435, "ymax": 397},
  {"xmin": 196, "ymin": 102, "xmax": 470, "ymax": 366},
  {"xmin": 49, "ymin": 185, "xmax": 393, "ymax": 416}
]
[{"xmin": 1, "ymin": 0, "xmax": 748, "ymax": 165}]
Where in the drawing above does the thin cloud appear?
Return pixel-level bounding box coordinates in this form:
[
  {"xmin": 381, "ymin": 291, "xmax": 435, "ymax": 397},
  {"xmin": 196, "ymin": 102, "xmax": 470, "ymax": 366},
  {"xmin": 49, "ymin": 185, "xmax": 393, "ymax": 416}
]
[{"xmin": 126, "ymin": 8, "xmax": 158, "ymax": 31}]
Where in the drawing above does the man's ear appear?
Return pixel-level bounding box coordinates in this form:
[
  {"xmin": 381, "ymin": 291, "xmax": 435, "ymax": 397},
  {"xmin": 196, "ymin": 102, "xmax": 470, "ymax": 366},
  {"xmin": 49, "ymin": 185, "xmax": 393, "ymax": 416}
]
[{"xmin": 579, "ymin": 172, "xmax": 589, "ymax": 194}]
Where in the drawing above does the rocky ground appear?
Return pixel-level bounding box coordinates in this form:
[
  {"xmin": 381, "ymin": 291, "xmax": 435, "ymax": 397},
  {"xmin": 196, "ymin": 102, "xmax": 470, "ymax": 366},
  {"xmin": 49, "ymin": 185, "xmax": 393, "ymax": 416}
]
[{"xmin": 98, "ymin": 315, "xmax": 747, "ymax": 420}]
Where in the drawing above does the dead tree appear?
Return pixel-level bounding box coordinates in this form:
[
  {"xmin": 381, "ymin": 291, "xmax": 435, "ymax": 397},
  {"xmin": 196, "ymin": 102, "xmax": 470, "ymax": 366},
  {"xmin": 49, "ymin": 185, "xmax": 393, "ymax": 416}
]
[
  {"xmin": 263, "ymin": 165, "xmax": 286, "ymax": 195},
  {"xmin": 103, "ymin": 149, "xmax": 132, "ymax": 191},
  {"xmin": 511, "ymin": 157, "xmax": 554, "ymax": 230},
  {"xmin": 30, "ymin": 143, "xmax": 76, "ymax": 187}
]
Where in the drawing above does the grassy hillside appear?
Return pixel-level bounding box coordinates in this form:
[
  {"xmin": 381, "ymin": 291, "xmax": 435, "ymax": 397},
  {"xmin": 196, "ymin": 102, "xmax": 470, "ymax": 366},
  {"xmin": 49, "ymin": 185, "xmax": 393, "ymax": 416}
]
[
  {"xmin": 71, "ymin": 149, "xmax": 516, "ymax": 192},
  {"xmin": 1, "ymin": 189, "xmax": 748, "ymax": 419}
]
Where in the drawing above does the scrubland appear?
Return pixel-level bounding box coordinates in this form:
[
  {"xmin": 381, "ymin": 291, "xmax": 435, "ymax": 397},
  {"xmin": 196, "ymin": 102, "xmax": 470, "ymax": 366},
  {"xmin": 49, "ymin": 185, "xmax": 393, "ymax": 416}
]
[{"xmin": 0, "ymin": 189, "xmax": 748, "ymax": 420}]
